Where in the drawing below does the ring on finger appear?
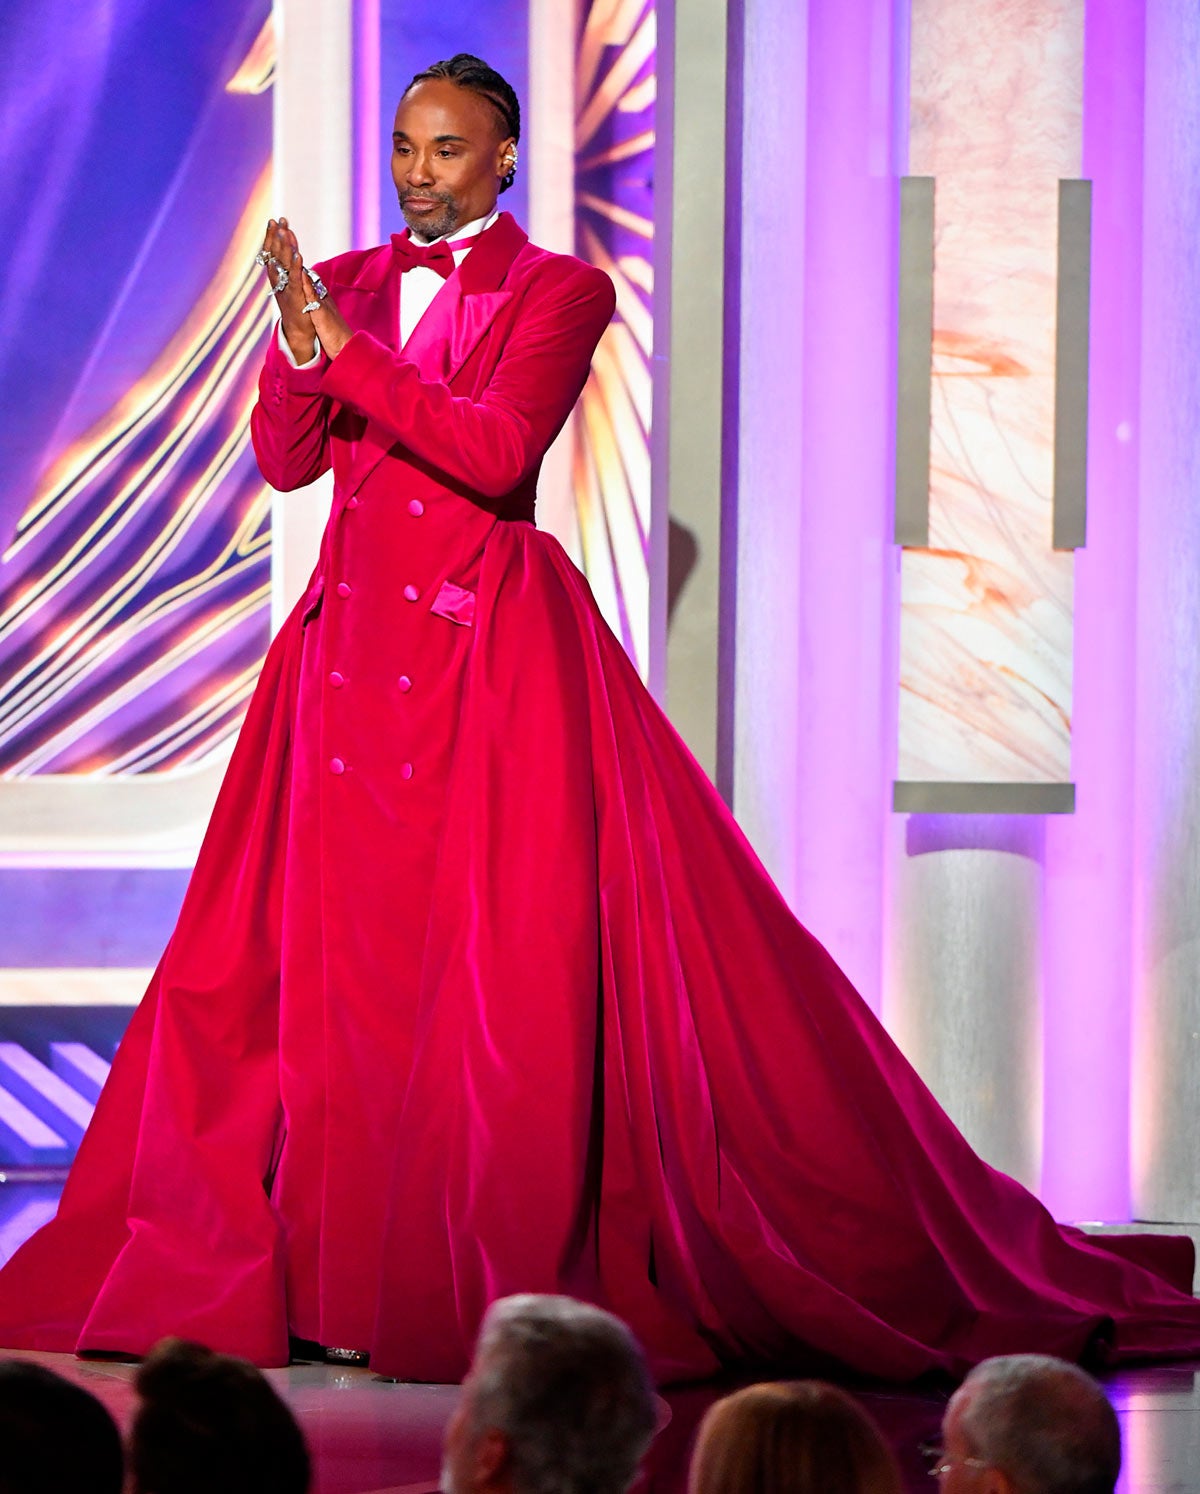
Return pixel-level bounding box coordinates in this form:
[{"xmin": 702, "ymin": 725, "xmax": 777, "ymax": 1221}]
[
  {"xmin": 301, "ymin": 300, "xmax": 322, "ymax": 314},
  {"xmin": 309, "ymin": 272, "xmax": 329, "ymax": 301},
  {"xmin": 269, "ymin": 266, "xmax": 290, "ymax": 295},
  {"xmin": 255, "ymin": 248, "xmax": 275, "ymax": 268}
]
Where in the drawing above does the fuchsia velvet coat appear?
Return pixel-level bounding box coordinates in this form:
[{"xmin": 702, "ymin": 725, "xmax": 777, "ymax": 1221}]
[{"xmin": 2, "ymin": 211, "xmax": 1200, "ymax": 1383}]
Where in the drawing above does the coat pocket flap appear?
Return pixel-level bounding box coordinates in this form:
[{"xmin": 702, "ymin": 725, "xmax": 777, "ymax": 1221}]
[{"xmin": 429, "ymin": 580, "xmax": 476, "ymax": 628}]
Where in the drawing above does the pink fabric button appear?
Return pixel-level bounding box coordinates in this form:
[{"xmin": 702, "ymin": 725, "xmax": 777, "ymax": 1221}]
[
  {"xmin": 403, "ymin": 584, "xmax": 419, "ymax": 602},
  {"xmin": 407, "ymin": 499, "xmax": 424, "ymax": 517},
  {"xmin": 397, "ymin": 675, "xmax": 412, "ymax": 693},
  {"xmin": 399, "ymin": 762, "xmax": 414, "ymax": 780},
  {"xmin": 329, "ymin": 757, "xmax": 345, "ymax": 775},
  {"xmin": 346, "ymin": 496, "xmax": 359, "ymax": 509},
  {"xmin": 336, "ymin": 582, "xmax": 352, "ymax": 598},
  {"xmin": 328, "ymin": 671, "xmax": 344, "ymax": 688}
]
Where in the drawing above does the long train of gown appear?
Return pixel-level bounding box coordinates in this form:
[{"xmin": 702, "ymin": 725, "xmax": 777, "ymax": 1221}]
[{"xmin": 0, "ymin": 518, "xmax": 1198, "ymax": 1383}]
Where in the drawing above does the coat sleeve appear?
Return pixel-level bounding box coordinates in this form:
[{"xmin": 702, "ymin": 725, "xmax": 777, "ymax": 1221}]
[
  {"xmin": 318, "ymin": 264, "xmax": 616, "ymax": 500},
  {"xmin": 249, "ymin": 311, "xmax": 334, "ymax": 493}
]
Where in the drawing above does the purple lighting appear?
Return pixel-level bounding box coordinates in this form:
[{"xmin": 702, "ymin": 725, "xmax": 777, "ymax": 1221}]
[
  {"xmin": 1039, "ymin": 0, "xmax": 1144, "ymax": 1222},
  {"xmin": 791, "ymin": 0, "xmax": 901, "ymax": 1010},
  {"xmin": 0, "ymin": 1088, "xmax": 67, "ymax": 1160},
  {"xmin": 353, "ymin": 0, "xmax": 381, "ymax": 249},
  {"xmin": 50, "ymin": 1043, "xmax": 111, "ymax": 1106},
  {"xmin": 0, "ymin": 1044, "xmax": 94, "ymax": 1143}
]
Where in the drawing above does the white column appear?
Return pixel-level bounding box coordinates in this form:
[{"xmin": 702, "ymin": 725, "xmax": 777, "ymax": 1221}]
[
  {"xmin": 270, "ymin": 0, "xmax": 354, "ymax": 629},
  {"xmin": 527, "ymin": 0, "xmax": 581, "ymax": 561}
]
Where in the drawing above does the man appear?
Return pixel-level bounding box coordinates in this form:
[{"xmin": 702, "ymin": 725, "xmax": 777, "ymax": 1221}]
[
  {"xmin": 0, "ymin": 53, "xmax": 618, "ymax": 1380},
  {"xmin": 440, "ymin": 1295, "xmax": 658, "ymax": 1494},
  {"xmin": 0, "ymin": 1358, "xmax": 124, "ymax": 1494},
  {"xmin": 130, "ymin": 1338, "xmax": 310, "ymax": 1494},
  {"xmin": 933, "ymin": 1355, "xmax": 1121, "ymax": 1493}
]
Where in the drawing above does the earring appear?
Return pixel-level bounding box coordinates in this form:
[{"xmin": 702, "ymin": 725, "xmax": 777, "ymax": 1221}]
[{"xmin": 505, "ymin": 146, "xmax": 518, "ymax": 171}]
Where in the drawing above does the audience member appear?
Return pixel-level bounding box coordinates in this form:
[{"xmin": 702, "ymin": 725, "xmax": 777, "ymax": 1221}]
[
  {"xmin": 440, "ymin": 1294, "xmax": 658, "ymax": 1494},
  {"xmin": 129, "ymin": 1337, "xmax": 310, "ymax": 1494},
  {"xmin": 0, "ymin": 1357, "xmax": 123, "ymax": 1494},
  {"xmin": 688, "ymin": 1381, "xmax": 902, "ymax": 1494},
  {"xmin": 933, "ymin": 1354, "xmax": 1121, "ymax": 1493}
]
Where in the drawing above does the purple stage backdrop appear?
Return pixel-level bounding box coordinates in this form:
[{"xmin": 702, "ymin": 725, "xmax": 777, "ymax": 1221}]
[
  {"xmin": 0, "ymin": 0, "xmax": 273, "ymax": 1178},
  {"xmin": 0, "ymin": 1, "xmax": 274, "ymax": 778}
]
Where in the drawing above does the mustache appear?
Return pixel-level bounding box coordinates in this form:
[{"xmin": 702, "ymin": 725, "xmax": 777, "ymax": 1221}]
[{"xmin": 398, "ymin": 188, "xmax": 453, "ymax": 205}]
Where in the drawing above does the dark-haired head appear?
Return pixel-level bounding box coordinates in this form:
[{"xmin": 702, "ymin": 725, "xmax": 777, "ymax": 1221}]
[
  {"xmin": 130, "ymin": 1338, "xmax": 310, "ymax": 1494},
  {"xmin": 0, "ymin": 1358, "xmax": 123, "ymax": 1494},
  {"xmin": 405, "ymin": 54, "xmax": 521, "ymax": 190},
  {"xmin": 392, "ymin": 55, "xmax": 520, "ymax": 241}
]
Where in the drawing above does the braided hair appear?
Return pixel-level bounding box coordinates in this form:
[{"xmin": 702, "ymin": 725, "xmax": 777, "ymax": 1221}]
[{"xmin": 405, "ymin": 53, "xmax": 521, "ymax": 192}]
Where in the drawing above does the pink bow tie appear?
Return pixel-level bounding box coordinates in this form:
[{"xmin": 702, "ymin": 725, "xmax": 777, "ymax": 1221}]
[{"xmin": 391, "ymin": 234, "xmax": 457, "ymax": 279}]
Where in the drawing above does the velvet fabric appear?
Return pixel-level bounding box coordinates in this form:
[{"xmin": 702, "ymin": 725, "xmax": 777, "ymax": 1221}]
[{"xmin": 2, "ymin": 213, "xmax": 1200, "ymax": 1383}]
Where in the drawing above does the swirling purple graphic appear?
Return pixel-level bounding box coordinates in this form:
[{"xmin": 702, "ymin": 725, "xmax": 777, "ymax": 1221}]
[{"xmin": 0, "ymin": 0, "xmax": 273, "ymax": 776}]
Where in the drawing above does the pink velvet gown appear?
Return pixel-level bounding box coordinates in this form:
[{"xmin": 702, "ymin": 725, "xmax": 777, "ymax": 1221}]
[{"xmin": 1, "ymin": 212, "xmax": 1198, "ymax": 1383}]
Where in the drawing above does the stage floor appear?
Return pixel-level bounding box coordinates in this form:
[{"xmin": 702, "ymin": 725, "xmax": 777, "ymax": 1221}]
[{"xmin": 0, "ymin": 1348, "xmax": 1194, "ymax": 1493}]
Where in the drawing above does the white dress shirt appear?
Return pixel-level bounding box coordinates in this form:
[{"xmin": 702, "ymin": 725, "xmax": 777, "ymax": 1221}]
[{"xmin": 278, "ymin": 210, "xmax": 500, "ymax": 369}]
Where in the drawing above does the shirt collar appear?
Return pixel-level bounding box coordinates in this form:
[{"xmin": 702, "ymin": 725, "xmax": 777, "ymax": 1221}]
[{"xmin": 411, "ymin": 209, "xmax": 500, "ymax": 256}]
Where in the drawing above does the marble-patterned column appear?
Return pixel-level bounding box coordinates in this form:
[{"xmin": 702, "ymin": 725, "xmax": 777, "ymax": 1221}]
[
  {"xmin": 885, "ymin": 0, "xmax": 1085, "ymax": 1188},
  {"xmin": 1131, "ymin": 0, "xmax": 1200, "ymax": 1224},
  {"xmin": 896, "ymin": 0, "xmax": 1081, "ymax": 803}
]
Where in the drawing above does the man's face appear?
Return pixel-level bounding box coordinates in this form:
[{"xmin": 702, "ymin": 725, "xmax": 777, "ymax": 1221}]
[
  {"xmin": 440, "ymin": 1389, "xmax": 474, "ymax": 1494},
  {"xmin": 936, "ymin": 1393, "xmax": 1004, "ymax": 1493},
  {"xmin": 392, "ymin": 78, "xmax": 514, "ymax": 240},
  {"xmin": 440, "ymin": 1368, "xmax": 510, "ymax": 1494}
]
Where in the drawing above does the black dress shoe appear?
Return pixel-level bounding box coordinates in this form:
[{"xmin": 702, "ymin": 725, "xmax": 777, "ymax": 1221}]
[
  {"xmin": 289, "ymin": 1334, "xmax": 370, "ymax": 1367},
  {"xmin": 324, "ymin": 1346, "xmax": 370, "ymax": 1366}
]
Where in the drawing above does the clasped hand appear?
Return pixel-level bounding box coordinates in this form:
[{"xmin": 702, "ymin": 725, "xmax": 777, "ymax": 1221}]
[{"xmin": 259, "ymin": 218, "xmax": 352, "ymax": 362}]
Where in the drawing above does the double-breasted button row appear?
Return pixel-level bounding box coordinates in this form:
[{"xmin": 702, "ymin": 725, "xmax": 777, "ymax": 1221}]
[{"xmin": 326, "ymin": 495, "xmax": 425, "ymax": 777}]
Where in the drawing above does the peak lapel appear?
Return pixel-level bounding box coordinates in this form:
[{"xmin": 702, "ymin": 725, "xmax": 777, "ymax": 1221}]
[
  {"xmin": 402, "ymin": 212, "xmax": 526, "ymax": 387},
  {"xmin": 333, "ymin": 243, "xmax": 400, "ymax": 351}
]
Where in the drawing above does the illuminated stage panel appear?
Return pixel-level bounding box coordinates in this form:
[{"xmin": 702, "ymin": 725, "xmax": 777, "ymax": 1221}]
[
  {"xmin": 0, "ymin": 1, "xmax": 272, "ymax": 860},
  {"xmin": 574, "ymin": 0, "xmax": 655, "ymax": 680},
  {"xmin": 897, "ymin": 0, "xmax": 1082, "ymax": 801}
]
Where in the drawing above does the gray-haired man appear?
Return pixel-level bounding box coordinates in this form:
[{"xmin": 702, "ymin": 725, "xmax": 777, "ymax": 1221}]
[
  {"xmin": 933, "ymin": 1354, "xmax": 1121, "ymax": 1494},
  {"xmin": 440, "ymin": 1295, "xmax": 658, "ymax": 1494}
]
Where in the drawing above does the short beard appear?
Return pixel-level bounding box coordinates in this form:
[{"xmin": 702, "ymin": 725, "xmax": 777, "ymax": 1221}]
[{"xmin": 399, "ymin": 190, "xmax": 459, "ymax": 242}]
